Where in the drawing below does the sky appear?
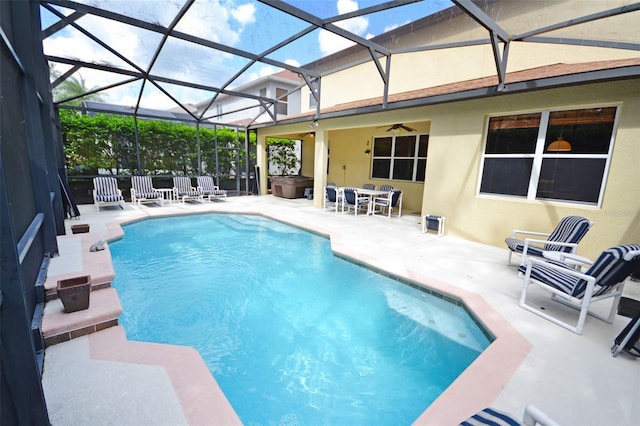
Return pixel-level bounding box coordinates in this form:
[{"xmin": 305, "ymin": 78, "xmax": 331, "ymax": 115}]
[{"xmin": 41, "ymin": 0, "xmax": 451, "ymax": 110}]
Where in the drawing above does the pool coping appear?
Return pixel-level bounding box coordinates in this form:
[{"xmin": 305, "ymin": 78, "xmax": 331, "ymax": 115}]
[{"xmin": 80, "ymin": 208, "xmax": 532, "ymax": 424}]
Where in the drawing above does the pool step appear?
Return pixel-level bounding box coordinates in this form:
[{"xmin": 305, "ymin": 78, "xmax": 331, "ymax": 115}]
[
  {"xmin": 44, "ymin": 232, "xmax": 115, "ymax": 301},
  {"xmin": 41, "ymin": 287, "xmax": 122, "ymax": 347}
]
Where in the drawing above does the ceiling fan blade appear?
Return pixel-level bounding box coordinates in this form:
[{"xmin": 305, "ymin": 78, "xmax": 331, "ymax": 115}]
[{"xmin": 383, "ymin": 123, "xmax": 415, "ymax": 132}]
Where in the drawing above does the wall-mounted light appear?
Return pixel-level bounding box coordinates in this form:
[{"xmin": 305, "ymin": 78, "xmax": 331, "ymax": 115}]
[{"xmin": 547, "ymin": 136, "xmax": 572, "ymax": 152}]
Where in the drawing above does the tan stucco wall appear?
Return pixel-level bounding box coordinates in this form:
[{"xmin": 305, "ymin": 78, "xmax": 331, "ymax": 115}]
[
  {"xmin": 309, "ymin": 43, "xmax": 640, "ymax": 111},
  {"xmin": 257, "ymin": 79, "xmax": 639, "ymax": 257},
  {"xmin": 299, "ymin": 0, "xmax": 640, "ymax": 113},
  {"xmin": 257, "ymin": 118, "xmax": 431, "ymax": 213},
  {"xmin": 324, "ymin": 124, "xmax": 430, "ymax": 214},
  {"xmin": 419, "ymin": 79, "xmax": 640, "ymax": 259},
  {"xmin": 300, "ymin": 137, "xmax": 315, "ymax": 177}
]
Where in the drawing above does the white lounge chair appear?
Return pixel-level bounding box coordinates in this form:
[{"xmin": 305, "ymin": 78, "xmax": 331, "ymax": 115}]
[
  {"xmin": 519, "ymin": 244, "xmax": 640, "ymax": 334},
  {"xmin": 92, "ymin": 176, "xmax": 125, "ymax": 211},
  {"xmin": 461, "ymin": 404, "xmax": 560, "ymax": 426},
  {"xmin": 505, "ymin": 216, "xmax": 593, "ymax": 265},
  {"xmin": 130, "ymin": 176, "xmax": 162, "ymax": 206},
  {"xmin": 196, "ymin": 176, "xmax": 227, "ymax": 201},
  {"xmin": 172, "ymin": 176, "xmax": 203, "ymax": 203}
]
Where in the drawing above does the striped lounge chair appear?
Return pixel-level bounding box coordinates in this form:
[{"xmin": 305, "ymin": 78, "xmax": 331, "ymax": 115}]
[
  {"xmin": 172, "ymin": 176, "xmax": 203, "ymax": 203},
  {"xmin": 130, "ymin": 176, "xmax": 162, "ymax": 206},
  {"xmin": 461, "ymin": 404, "xmax": 559, "ymax": 426},
  {"xmin": 519, "ymin": 244, "xmax": 640, "ymax": 334},
  {"xmin": 505, "ymin": 216, "xmax": 593, "ymax": 265},
  {"xmin": 92, "ymin": 176, "xmax": 125, "ymax": 211},
  {"xmin": 196, "ymin": 176, "xmax": 227, "ymax": 201}
]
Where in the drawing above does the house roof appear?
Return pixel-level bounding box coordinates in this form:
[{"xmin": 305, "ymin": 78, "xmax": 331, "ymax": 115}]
[{"xmin": 266, "ymin": 57, "xmax": 640, "ymax": 127}]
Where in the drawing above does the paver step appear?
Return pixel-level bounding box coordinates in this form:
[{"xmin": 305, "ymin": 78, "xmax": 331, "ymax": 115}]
[{"xmin": 42, "ymin": 287, "xmax": 122, "ymax": 347}]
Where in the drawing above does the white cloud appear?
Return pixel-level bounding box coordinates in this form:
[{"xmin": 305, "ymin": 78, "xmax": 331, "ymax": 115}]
[
  {"xmin": 44, "ymin": 0, "xmax": 253, "ymax": 108},
  {"xmin": 259, "ymin": 66, "xmax": 276, "ymax": 77},
  {"xmin": 231, "ymin": 3, "xmax": 256, "ymax": 25},
  {"xmin": 318, "ymin": 0, "xmax": 369, "ymax": 56},
  {"xmin": 285, "ymin": 59, "xmax": 300, "ymax": 68}
]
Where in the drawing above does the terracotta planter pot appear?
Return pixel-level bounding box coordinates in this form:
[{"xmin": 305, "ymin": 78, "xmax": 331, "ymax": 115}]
[{"xmin": 57, "ymin": 275, "xmax": 91, "ymax": 313}]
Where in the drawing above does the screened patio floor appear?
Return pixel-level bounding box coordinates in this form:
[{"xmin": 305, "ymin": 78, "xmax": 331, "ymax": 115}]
[{"xmin": 41, "ymin": 195, "xmax": 640, "ymax": 425}]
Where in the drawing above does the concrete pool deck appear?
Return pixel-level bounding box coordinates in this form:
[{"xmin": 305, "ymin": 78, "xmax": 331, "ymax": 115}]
[{"xmin": 41, "ymin": 195, "xmax": 640, "ymax": 425}]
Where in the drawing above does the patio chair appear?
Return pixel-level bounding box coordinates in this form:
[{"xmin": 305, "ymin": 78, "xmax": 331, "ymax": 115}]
[
  {"xmin": 92, "ymin": 176, "xmax": 125, "ymax": 211},
  {"xmin": 519, "ymin": 244, "xmax": 640, "ymax": 334},
  {"xmin": 461, "ymin": 404, "xmax": 559, "ymax": 426},
  {"xmin": 362, "ymin": 183, "xmax": 375, "ymax": 190},
  {"xmin": 197, "ymin": 176, "xmax": 227, "ymax": 201},
  {"xmin": 342, "ymin": 187, "xmax": 369, "ymax": 215},
  {"xmin": 611, "ymin": 309, "xmax": 640, "ymax": 357},
  {"xmin": 324, "ymin": 185, "xmax": 340, "ymax": 213},
  {"xmin": 379, "ymin": 184, "xmax": 393, "ymax": 192},
  {"xmin": 505, "ymin": 216, "xmax": 593, "ymax": 265},
  {"xmin": 172, "ymin": 176, "xmax": 203, "ymax": 203},
  {"xmin": 371, "ymin": 188, "xmax": 402, "ymax": 218},
  {"xmin": 130, "ymin": 176, "xmax": 162, "ymax": 207}
]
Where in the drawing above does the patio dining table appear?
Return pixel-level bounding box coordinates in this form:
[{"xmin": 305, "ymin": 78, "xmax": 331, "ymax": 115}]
[{"xmin": 339, "ymin": 187, "xmax": 390, "ymax": 215}]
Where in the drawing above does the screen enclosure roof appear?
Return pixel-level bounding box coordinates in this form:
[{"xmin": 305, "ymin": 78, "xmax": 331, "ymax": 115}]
[{"xmin": 41, "ymin": 0, "xmax": 640, "ymax": 128}]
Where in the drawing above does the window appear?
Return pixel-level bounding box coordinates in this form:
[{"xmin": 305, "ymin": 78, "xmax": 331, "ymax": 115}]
[
  {"xmin": 479, "ymin": 107, "xmax": 617, "ymax": 205},
  {"xmin": 275, "ymin": 87, "xmax": 288, "ymax": 116},
  {"xmin": 308, "ymin": 80, "xmax": 318, "ymax": 109},
  {"xmin": 371, "ymin": 134, "xmax": 428, "ymax": 182}
]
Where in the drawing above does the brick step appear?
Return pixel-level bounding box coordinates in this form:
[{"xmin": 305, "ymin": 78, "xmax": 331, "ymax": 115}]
[{"xmin": 42, "ymin": 287, "xmax": 122, "ymax": 347}]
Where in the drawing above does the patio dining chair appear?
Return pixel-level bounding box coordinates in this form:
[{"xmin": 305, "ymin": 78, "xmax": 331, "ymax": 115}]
[
  {"xmin": 173, "ymin": 176, "xmax": 203, "ymax": 203},
  {"xmin": 371, "ymin": 188, "xmax": 402, "ymax": 218},
  {"xmin": 379, "ymin": 184, "xmax": 393, "ymax": 192},
  {"xmin": 341, "ymin": 187, "xmax": 369, "ymax": 215},
  {"xmin": 362, "ymin": 183, "xmax": 375, "ymax": 190},
  {"xmin": 197, "ymin": 176, "xmax": 227, "ymax": 201},
  {"xmin": 92, "ymin": 176, "xmax": 125, "ymax": 211},
  {"xmin": 130, "ymin": 176, "xmax": 162, "ymax": 207},
  {"xmin": 324, "ymin": 185, "xmax": 340, "ymax": 213},
  {"xmin": 519, "ymin": 244, "xmax": 640, "ymax": 334},
  {"xmin": 505, "ymin": 216, "xmax": 593, "ymax": 265}
]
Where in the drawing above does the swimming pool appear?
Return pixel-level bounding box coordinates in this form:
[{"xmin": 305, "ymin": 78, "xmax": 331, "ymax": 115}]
[{"xmin": 110, "ymin": 214, "xmax": 492, "ymax": 425}]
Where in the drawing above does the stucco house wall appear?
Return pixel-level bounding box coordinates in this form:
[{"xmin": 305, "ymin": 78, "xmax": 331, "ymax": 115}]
[
  {"xmin": 420, "ymin": 79, "xmax": 639, "ymax": 259},
  {"xmin": 256, "ymin": 1, "xmax": 639, "ymax": 258},
  {"xmin": 298, "ymin": 0, "xmax": 640, "ymax": 113}
]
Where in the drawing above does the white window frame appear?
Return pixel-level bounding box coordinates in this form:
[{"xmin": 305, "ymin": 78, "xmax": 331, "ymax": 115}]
[
  {"xmin": 371, "ymin": 134, "xmax": 428, "ymax": 182},
  {"xmin": 275, "ymin": 87, "xmax": 288, "ymax": 116},
  {"xmin": 478, "ymin": 105, "xmax": 620, "ymax": 206}
]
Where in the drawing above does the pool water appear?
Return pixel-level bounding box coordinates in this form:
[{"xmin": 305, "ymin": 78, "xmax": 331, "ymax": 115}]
[{"xmin": 110, "ymin": 214, "xmax": 491, "ymax": 425}]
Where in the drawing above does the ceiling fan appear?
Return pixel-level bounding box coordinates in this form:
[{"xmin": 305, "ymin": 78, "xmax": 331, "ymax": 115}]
[{"xmin": 379, "ymin": 123, "xmax": 416, "ymax": 132}]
